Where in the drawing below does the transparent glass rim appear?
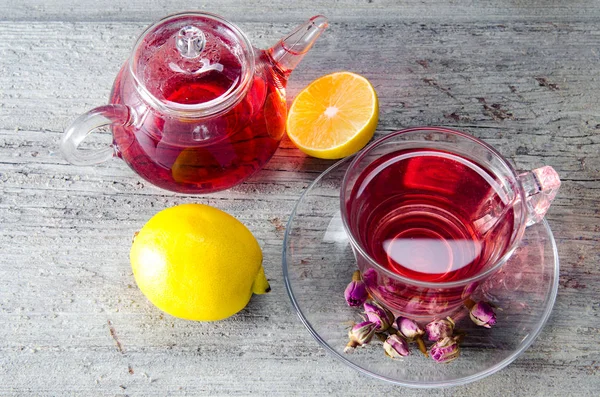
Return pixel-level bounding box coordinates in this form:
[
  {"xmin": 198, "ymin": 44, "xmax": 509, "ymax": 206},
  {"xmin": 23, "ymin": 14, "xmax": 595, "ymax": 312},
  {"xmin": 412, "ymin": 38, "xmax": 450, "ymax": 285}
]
[
  {"xmin": 339, "ymin": 127, "xmax": 529, "ymax": 289},
  {"xmin": 282, "ymin": 157, "xmax": 559, "ymax": 388},
  {"xmin": 128, "ymin": 11, "xmax": 255, "ymax": 118}
]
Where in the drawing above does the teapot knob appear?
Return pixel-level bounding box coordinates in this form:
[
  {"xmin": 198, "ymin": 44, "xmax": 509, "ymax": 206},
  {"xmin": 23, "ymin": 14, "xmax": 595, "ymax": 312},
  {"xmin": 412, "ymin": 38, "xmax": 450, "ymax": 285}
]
[{"xmin": 176, "ymin": 25, "xmax": 206, "ymax": 58}]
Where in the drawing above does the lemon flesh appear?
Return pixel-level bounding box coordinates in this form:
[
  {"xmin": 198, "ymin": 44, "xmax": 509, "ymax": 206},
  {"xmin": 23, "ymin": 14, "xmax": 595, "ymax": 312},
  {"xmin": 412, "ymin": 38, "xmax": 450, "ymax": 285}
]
[
  {"xmin": 130, "ymin": 204, "xmax": 269, "ymax": 321},
  {"xmin": 287, "ymin": 71, "xmax": 379, "ymax": 159}
]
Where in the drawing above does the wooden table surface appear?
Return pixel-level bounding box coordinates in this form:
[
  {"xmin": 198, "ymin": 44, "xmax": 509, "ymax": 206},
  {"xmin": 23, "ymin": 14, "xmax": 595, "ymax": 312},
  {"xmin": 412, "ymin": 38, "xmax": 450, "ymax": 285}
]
[{"xmin": 1, "ymin": 1, "xmax": 599, "ymax": 395}]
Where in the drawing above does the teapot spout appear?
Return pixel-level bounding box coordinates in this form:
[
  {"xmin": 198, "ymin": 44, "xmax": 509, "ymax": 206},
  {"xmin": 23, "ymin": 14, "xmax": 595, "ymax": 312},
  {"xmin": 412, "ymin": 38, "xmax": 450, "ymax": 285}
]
[{"xmin": 268, "ymin": 15, "xmax": 328, "ymax": 76}]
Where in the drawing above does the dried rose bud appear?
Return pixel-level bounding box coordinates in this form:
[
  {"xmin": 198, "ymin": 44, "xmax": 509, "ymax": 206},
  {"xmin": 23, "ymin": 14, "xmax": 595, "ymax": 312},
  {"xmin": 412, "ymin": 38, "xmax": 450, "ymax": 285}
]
[
  {"xmin": 400, "ymin": 295, "xmax": 428, "ymax": 314},
  {"xmin": 363, "ymin": 301, "xmax": 394, "ymax": 332},
  {"xmin": 396, "ymin": 317, "xmax": 425, "ymax": 340},
  {"xmin": 344, "ymin": 272, "xmax": 368, "ymax": 307},
  {"xmin": 361, "ymin": 268, "xmax": 377, "ymax": 286},
  {"xmin": 425, "ymin": 317, "xmax": 455, "ymax": 341},
  {"xmin": 430, "ymin": 336, "xmax": 460, "ymax": 363},
  {"xmin": 461, "ymin": 282, "xmax": 479, "ymax": 300},
  {"xmin": 346, "ymin": 321, "xmax": 377, "ymax": 351},
  {"xmin": 469, "ymin": 301, "xmax": 497, "ymax": 328},
  {"xmin": 383, "ymin": 334, "xmax": 410, "ymax": 358},
  {"xmin": 396, "ymin": 316, "xmax": 428, "ymax": 356}
]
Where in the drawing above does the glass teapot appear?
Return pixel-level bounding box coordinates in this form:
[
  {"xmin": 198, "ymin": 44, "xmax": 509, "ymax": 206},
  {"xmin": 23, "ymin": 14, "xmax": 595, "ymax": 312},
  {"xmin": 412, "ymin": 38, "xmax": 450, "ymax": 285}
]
[{"xmin": 61, "ymin": 12, "xmax": 328, "ymax": 193}]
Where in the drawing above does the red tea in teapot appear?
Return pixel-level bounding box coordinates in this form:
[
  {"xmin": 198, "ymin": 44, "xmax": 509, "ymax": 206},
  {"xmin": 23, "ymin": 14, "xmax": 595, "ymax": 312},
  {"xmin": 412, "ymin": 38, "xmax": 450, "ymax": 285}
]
[
  {"xmin": 111, "ymin": 55, "xmax": 286, "ymax": 193},
  {"xmin": 61, "ymin": 13, "xmax": 328, "ymax": 194}
]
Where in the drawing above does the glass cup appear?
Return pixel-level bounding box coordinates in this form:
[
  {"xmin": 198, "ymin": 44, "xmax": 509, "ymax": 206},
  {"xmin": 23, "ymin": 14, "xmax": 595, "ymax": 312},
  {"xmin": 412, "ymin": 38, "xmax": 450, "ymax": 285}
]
[{"xmin": 340, "ymin": 127, "xmax": 560, "ymax": 320}]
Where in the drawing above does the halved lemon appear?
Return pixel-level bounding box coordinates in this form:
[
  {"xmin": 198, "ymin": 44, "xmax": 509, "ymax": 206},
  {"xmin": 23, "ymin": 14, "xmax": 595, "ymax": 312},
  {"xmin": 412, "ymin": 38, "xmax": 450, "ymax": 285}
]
[{"xmin": 286, "ymin": 71, "xmax": 379, "ymax": 159}]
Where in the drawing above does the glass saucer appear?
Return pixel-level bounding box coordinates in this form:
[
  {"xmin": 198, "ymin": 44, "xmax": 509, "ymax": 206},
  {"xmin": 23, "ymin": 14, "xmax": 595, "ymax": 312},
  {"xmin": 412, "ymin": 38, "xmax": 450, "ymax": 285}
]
[{"xmin": 282, "ymin": 157, "xmax": 559, "ymax": 388}]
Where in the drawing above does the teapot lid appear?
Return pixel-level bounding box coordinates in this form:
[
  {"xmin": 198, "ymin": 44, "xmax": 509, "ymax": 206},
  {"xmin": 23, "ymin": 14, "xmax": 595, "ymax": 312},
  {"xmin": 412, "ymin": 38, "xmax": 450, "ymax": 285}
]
[{"xmin": 129, "ymin": 12, "xmax": 255, "ymax": 116}]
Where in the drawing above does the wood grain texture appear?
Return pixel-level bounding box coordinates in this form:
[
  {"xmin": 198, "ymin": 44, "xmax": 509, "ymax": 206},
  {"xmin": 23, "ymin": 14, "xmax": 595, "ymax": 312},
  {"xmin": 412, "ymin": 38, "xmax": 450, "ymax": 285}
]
[
  {"xmin": 1, "ymin": 1, "xmax": 599, "ymax": 395},
  {"xmin": 3, "ymin": 0, "xmax": 600, "ymax": 23}
]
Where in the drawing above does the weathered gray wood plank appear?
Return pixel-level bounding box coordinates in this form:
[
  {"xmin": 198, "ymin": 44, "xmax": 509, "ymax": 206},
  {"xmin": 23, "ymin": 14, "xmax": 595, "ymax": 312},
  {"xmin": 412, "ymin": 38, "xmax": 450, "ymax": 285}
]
[
  {"xmin": 1, "ymin": 1, "xmax": 599, "ymax": 395},
  {"xmin": 2, "ymin": 0, "xmax": 600, "ymax": 22}
]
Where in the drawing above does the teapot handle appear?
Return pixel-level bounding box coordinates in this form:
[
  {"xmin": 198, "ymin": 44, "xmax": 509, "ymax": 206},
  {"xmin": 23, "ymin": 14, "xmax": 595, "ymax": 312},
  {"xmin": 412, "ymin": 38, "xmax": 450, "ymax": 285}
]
[{"xmin": 61, "ymin": 104, "xmax": 131, "ymax": 165}]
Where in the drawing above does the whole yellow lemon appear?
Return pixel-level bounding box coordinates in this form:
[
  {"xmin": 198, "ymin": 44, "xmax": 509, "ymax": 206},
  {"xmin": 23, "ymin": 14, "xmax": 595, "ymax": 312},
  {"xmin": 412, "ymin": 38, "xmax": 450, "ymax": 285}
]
[{"xmin": 130, "ymin": 204, "xmax": 270, "ymax": 321}]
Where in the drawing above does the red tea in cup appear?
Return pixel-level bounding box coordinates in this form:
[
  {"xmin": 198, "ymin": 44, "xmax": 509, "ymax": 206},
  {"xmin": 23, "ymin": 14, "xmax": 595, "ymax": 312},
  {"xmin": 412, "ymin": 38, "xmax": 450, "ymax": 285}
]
[
  {"xmin": 349, "ymin": 149, "xmax": 515, "ymax": 283},
  {"xmin": 341, "ymin": 128, "xmax": 560, "ymax": 319}
]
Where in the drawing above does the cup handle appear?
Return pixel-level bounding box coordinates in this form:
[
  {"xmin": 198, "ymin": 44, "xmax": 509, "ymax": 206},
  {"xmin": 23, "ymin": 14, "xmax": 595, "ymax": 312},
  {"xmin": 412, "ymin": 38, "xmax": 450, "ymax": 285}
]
[
  {"xmin": 518, "ymin": 166, "xmax": 561, "ymax": 226},
  {"xmin": 61, "ymin": 104, "xmax": 131, "ymax": 165}
]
